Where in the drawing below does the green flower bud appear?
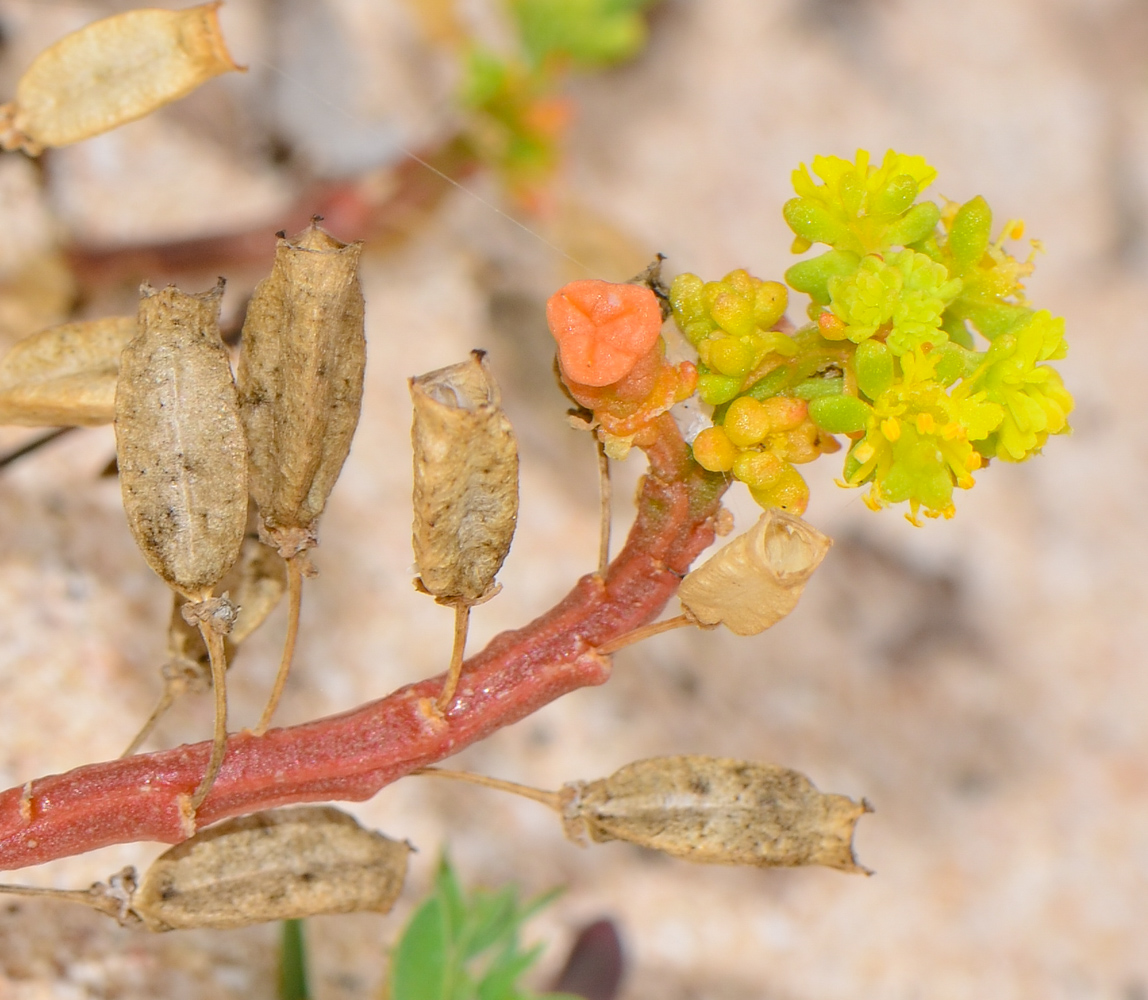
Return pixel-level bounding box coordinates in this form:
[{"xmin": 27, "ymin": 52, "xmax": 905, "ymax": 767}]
[
  {"xmin": 709, "ymin": 336, "xmax": 754, "ymax": 377},
  {"xmin": 698, "ymin": 371, "xmax": 744, "ymax": 405},
  {"xmin": 709, "ymin": 291, "xmax": 755, "ymax": 339},
  {"xmin": 754, "ymin": 281, "xmax": 788, "ymax": 328}
]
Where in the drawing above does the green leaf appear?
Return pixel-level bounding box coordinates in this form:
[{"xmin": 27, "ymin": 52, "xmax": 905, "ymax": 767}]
[
  {"xmin": 278, "ymin": 920, "xmax": 310, "ymax": 1000},
  {"xmin": 390, "ymin": 856, "xmax": 567, "ymax": 1000},
  {"xmin": 784, "ymin": 249, "xmax": 860, "ymax": 304},
  {"xmin": 792, "ymin": 376, "xmax": 843, "ymax": 400},
  {"xmin": 948, "ymin": 196, "xmax": 992, "ymax": 269},
  {"xmin": 782, "ymin": 199, "xmax": 859, "ymax": 254},
  {"xmin": 390, "ymin": 897, "xmax": 450, "ymax": 1000},
  {"xmin": 461, "ymin": 887, "xmax": 518, "ymax": 960},
  {"xmin": 510, "ymin": 0, "xmax": 654, "ymax": 67},
  {"xmin": 853, "ymin": 340, "xmax": 893, "ymax": 400},
  {"xmin": 884, "ymin": 200, "xmax": 941, "ymax": 248},
  {"xmin": 476, "ymin": 942, "xmax": 544, "ymax": 1000},
  {"xmin": 436, "ymin": 854, "xmax": 467, "ymax": 941},
  {"xmin": 809, "ymin": 394, "xmax": 872, "ymax": 434},
  {"xmin": 870, "ymin": 172, "xmax": 919, "ymax": 215}
]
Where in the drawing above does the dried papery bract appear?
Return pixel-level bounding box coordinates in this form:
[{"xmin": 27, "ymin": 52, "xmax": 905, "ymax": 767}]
[
  {"xmin": 677, "ymin": 508, "xmax": 832, "ymax": 636},
  {"xmin": 416, "ymin": 755, "xmax": 870, "ymax": 873},
  {"xmin": 410, "ymin": 351, "xmax": 519, "ymax": 711},
  {"xmin": 115, "ymin": 281, "xmax": 247, "ymax": 813},
  {"xmin": 121, "ymin": 527, "xmax": 287, "ymax": 758},
  {"xmin": 0, "ymin": 4, "xmax": 239, "ymax": 155},
  {"xmin": 0, "ymin": 316, "xmax": 134, "ymax": 426},
  {"xmin": 237, "ymin": 221, "xmax": 366, "ymax": 734},
  {"xmin": 0, "ymin": 807, "xmax": 410, "ymax": 930}
]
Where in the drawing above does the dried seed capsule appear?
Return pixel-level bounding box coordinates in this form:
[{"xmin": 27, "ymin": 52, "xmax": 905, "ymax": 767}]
[
  {"xmin": 237, "ymin": 222, "xmax": 366, "ymax": 559},
  {"xmin": 0, "ymin": 4, "xmax": 240, "ymax": 155},
  {"xmin": 410, "ymin": 351, "xmax": 519, "ymax": 605},
  {"xmin": 677, "ymin": 508, "xmax": 831, "ymax": 636},
  {"xmin": 134, "ymin": 807, "xmax": 411, "ymax": 931},
  {"xmin": 415, "ymin": 760, "xmax": 870, "ymax": 873},
  {"xmin": 0, "ymin": 316, "xmax": 134, "ymax": 426},
  {"xmin": 116, "ymin": 281, "xmax": 247, "ymax": 601},
  {"xmin": 0, "ymin": 807, "xmax": 411, "ymax": 930},
  {"xmin": 562, "ymin": 756, "xmax": 869, "ymax": 873},
  {"xmin": 116, "ymin": 280, "xmax": 247, "ymax": 810}
]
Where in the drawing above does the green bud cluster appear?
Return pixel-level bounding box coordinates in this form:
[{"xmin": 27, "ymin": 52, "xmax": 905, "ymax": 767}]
[
  {"xmin": 669, "ymin": 269, "xmax": 792, "ymax": 406},
  {"xmin": 668, "ymin": 149, "xmax": 1075, "ymax": 525}
]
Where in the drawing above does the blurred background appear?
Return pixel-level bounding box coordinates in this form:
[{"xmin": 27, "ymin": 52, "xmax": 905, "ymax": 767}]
[{"xmin": 0, "ymin": 0, "xmax": 1146, "ymax": 997}]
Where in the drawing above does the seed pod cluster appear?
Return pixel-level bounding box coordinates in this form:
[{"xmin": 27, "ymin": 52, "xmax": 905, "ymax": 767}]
[
  {"xmin": 0, "ymin": 316, "xmax": 134, "ymax": 426},
  {"xmin": 115, "ymin": 281, "xmax": 247, "ymax": 600},
  {"xmin": 410, "ymin": 351, "xmax": 519, "ymax": 605},
  {"xmin": 677, "ymin": 508, "xmax": 831, "ymax": 636},
  {"xmin": 561, "ymin": 755, "xmax": 869, "ymax": 873},
  {"xmin": 238, "ymin": 222, "xmax": 367, "ymax": 559},
  {"xmin": 0, "ymin": 807, "xmax": 411, "ymax": 931},
  {"xmin": 0, "ymin": 4, "xmax": 239, "ymax": 155}
]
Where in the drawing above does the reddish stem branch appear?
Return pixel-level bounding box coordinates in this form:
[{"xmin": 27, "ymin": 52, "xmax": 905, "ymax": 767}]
[{"xmin": 0, "ymin": 416, "xmax": 725, "ymax": 872}]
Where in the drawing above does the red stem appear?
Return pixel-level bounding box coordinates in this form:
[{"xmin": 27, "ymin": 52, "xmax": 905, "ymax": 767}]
[{"xmin": 0, "ymin": 416, "xmax": 725, "ymax": 871}]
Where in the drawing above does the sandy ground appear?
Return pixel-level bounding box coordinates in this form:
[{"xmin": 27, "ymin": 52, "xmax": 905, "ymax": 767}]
[{"xmin": 1, "ymin": 0, "xmax": 1147, "ymax": 998}]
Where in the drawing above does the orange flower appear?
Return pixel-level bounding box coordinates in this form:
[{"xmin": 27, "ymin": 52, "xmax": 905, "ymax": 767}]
[{"xmin": 546, "ymin": 279, "xmax": 663, "ymax": 386}]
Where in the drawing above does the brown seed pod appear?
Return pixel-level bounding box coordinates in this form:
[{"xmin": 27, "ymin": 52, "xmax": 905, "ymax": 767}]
[
  {"xmin": 115, "ymin": 281, "xmax": 247, "ymax": 601},
  {"xmin": 0, "ymin": 316, "xmax": 134, "ymax": 426},
  {"xmin": 410, "ymin": 351, "xmax": 519, "ymax": 605},
  {"xmin": 237, "ymin": 222, "xmax": 366, "ymax": 559},
  {"xmin": 0, "ymin": 4, "xmax": 240, "ymax": 155},
  {"xmin": 561, "ymin": 756, "xmax": 869, "ymax": 873},
  {"xmin": 677, "ymin": 508, "xmax": 831, "ymax": 636},
  {"xmin": 133, "ymin": 807, "xmax": 411, "ymax": 931},
  {"xmin": 0, "ymin": 807, "xmax": 411, "ymax": 931}
]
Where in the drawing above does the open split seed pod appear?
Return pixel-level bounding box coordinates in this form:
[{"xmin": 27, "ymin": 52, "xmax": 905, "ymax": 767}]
[
  {"xmin": 410, "ymin": 351, "xmax": 519, "ymax": 606},
  {"xmin": 677, "ymin": 508, "xmax": 831, "ymax": 636}
]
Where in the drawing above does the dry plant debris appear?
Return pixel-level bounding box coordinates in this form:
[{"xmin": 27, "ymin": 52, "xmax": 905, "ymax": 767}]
[{"xmin": 0, "ymin": 4, "xmax": 240, "ymax": 155}]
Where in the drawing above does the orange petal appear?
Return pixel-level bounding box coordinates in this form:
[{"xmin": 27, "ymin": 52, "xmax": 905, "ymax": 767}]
[{"xmin": 547, "ymin": 280, "xmax": 663, "ymax": 387}]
